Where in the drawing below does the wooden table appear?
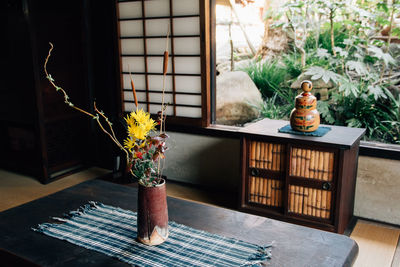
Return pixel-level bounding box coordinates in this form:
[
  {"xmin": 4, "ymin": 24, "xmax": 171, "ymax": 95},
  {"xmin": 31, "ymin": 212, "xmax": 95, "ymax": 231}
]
[{"xmin": 0, "ymin": 179, "xmax": 358, "ymax": 266}]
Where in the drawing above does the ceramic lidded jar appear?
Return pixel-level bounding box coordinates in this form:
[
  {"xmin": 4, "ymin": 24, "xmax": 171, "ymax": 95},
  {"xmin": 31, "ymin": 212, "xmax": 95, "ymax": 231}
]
[{"xmin": 290, "ymin": 80, "xmax": 320, "ymax": 132}]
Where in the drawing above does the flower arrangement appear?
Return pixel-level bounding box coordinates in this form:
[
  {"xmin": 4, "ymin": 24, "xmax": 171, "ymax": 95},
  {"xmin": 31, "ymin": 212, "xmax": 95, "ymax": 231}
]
[
  {"xmin": 123, "ymin": 109, "xmax": 168, "ymax": 186},
  {"xmin": 44, "ymin": 35, "xmax": 170, "ymax": 187}
]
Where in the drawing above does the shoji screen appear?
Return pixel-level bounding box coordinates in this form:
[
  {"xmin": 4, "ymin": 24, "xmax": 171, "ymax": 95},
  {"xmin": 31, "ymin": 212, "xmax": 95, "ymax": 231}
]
[{"xmin": 117, "ymin": 0, "xmax": 210, "ymax": 126}]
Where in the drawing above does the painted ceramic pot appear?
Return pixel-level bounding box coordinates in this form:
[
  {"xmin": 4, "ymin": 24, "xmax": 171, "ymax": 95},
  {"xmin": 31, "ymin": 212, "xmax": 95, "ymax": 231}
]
[
  {"xmin": 137, "ymin": 179, "xmax": 169, "ymax": 246},
  {"xmin": 290, "ymin": 80, "xmax": 320, "ymax": 132}
]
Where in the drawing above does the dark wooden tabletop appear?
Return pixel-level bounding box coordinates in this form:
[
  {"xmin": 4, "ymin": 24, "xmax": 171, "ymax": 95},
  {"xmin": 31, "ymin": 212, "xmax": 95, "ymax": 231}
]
[
  {"xmin": 0, "ymin": 179, "xmax": 358, "ymax": 266},
  {"xmin": 240, "ymin": 119, "xmax": 366, "ymax": 149}
]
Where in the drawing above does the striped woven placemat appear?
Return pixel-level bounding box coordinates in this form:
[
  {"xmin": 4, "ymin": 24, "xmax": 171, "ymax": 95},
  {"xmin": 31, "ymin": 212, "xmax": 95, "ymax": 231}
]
[{"xmin": 32, "ymin": 202, "xmax": 272, "ymax": 267}]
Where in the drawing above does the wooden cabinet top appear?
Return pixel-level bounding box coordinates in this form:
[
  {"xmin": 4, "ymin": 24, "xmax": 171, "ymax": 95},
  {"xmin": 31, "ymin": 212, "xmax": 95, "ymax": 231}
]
[{"xmin": 239, "ymin": 119, "xmax": 366, "ymax": 149}]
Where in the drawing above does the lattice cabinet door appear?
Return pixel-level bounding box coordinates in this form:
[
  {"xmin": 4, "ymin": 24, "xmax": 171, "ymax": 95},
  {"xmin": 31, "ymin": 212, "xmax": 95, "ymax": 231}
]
[
  {"xmin": 246, "ymin": 140, "xmax": 286, "ymax": 209},
  {"xmin": 287, "ymin": 146, "xmax": 336, "ymax": 222}
]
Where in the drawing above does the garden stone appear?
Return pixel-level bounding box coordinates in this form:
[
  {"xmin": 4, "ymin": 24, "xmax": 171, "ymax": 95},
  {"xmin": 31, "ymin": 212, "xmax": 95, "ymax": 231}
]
[
  {"xmin": 291, "ymin": 73, "xmax": 334, "ymax": 100},
  {"xmin": 216, "ymin": 71, "xmax": 262, "ymax": 125}
]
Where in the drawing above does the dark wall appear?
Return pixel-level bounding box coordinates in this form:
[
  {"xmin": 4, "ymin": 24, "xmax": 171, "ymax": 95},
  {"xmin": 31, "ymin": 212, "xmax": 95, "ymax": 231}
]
[{"xmin": 1, "ymin": 0, "xmax": 122, "ymax": 180}]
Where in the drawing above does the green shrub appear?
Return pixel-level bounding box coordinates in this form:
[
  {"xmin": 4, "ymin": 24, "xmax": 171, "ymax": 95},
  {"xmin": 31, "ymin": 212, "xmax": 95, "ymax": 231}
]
[{"xmin": 242, "ymin": 61, "xmax": 289, "ymax": 99}]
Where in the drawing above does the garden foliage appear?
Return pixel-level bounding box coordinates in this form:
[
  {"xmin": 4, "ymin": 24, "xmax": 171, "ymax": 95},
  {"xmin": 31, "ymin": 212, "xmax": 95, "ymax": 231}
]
[{"xmin": 244, "ymin": 0, "xmax": 400, "ymax": 144}]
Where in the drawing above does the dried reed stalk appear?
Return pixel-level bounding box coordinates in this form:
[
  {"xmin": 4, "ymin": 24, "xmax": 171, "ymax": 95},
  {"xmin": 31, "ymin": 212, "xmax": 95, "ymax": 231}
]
[
  {"xmin": 312, "ymin": 188, "xmax": 317, "ymax": 217},
  {"xmin": 304, "ymin": 186, "xmax": 309, "ymax": 215},
  {"xmin": 296, "ymin": 148, "xmax": 302, "ymax": 176},
  {"xmin": 291, "ymin": 148, "xmax": 297, "ymax": 176},
  {"xmin": 271, "ymin": 179, "xmax": 276, "ymax": 207},
  {"xmin": 250, "ymin": 141, "xmax": 256, "ymax": 168},
  {"xmin": 305, "ymin": 149, "xmax": 311, "ymax": 178},
  {"xmin": 290, "ymin": 185, "xmax": 295, "ymax": 212},
  {"xmin": 315, "ymin": 151, "xmax": 320, "ymax": 179},
  {"xmin": 128, "ymin": 65, "xmax": 138, "ymax": 108},
  {"xmin": 262, "ymin": 177, "xmax": 268, "ymax": 205},
  {"xmin": 301, "ymin": 149, "xmax": 306, "ymax": 177},
  {"xmin": 316, "ymin": 190, "xmax": 322, "ymax": 218},
  {"xmin": 260, "ymin": 141, "xmax": 265, "ymax": 169},
  {"xmin": 276, "ymin": 144, "xmax": 281, "ymax": 172},
  {"xmin": 328, "ymin": 152, "xmax": 334, "ymax": 181},
  {"xmin": 310, "ymin": 150, "xmax": 315, "ymax": 178},
  {"xmin": 268, "ymin": 143, "xmax": 273, "ymax": 170},
  {"xmin": 277, "ymin": 180, "xmax": 281, "ymax": 207},
  {"xmin": 255, "ymin": 142, "xmax": 261, "ymax": 203},
  {"xmin": 263, "ymin": 143, "xmax": 269, "ymax": 170},
  {"xmin": 318, "ymin": 151, "xmax": 324, "ymax": 180},
  {"xmin": 249, "ymin": 175, "xmax": 255, "ymax": 202}
]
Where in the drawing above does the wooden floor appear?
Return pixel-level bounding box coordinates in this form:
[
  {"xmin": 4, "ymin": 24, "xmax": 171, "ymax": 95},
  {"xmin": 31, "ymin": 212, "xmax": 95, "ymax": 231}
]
[{"xmin": 1, "ymin": 168, "xmax": 399, "ymax": 266}]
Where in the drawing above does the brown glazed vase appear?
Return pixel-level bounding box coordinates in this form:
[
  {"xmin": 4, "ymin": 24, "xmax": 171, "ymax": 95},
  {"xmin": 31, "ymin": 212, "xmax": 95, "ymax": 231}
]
[
  {"xmin": 290, "ymin": 80, "xmax": 320, "ymax": 132},
  {"xmin": 137, "ymin": 179, "xmax": 169, "ymax": 246}
]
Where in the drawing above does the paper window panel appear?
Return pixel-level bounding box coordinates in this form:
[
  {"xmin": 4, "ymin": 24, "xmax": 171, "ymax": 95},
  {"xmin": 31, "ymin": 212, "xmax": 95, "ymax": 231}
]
[
  {"xmin": 147, "ymin": 57, "xmax": 173, "ymax": 74},
  {"xmin": 145, "ymin": 19, "xmax": 170, "ymax": 36},
  {"xmin": 176, "ymin": 95, "xmax": 201, "ymax": 106},
  {"xmin": 172, "ymin": 0, "xmax": 199, "ymax": 15},
  {"xmin": 175, "ymin": 76, "xmax": 201, "ymax": 94},
  {"xmin": 121, "ymin": 39, "xmax": 144, "ymax": 54},
  {"xmin": 148, "ymin": 92, "xmax": 174, "ymax": 104},
  {"xmin": 146, "ymin": 39, "xmax": 172, "ymax": 55},
  {"xmin": 173, "ymin": 17, "xmax": 200, "ymax": 35},
  {"xmin": 124, "ymin": 102, "xmax": 147, "ymax": 112},
  {"xmin": 176, "ymin": 107, "xmax": 202, "ymax": 118},
  {"xmin": 174, "ymin": 37, "xmax": 200, "ymax": 55},
  {"xmin": 117, "ymin": 0, "xmax": 205, "ymax": 122},
  {"xmin": 174, "ymin": 57, "xmax": 201, "ymax": 74},
  {"xmin": 144, "ymin": 0, "xmax": 170, "ymax": 17},
  {"xmin": 121, "ymin": 57, "xmax": 145, "ymax": 73},
  {"xmin": 118, "ymin": 2, "xmax": 142, "ymax": 19},
  {"xmin": 123, "ymin": 91, "xmax": 147, "ymax": 102},
  {"xmin": 122, "ymin": 74, "xmax": 146, "ymax": 90},
  {"xmin": 119, "ymin": 21, "xmax": 143, "ymax": 36},
  {"xmin": 149, "ymin": 104, "xmax": 174, "ymax": 116},
  {"xmin": 147, "ymin": 75, "xmax": 173, "ymax": 92}
]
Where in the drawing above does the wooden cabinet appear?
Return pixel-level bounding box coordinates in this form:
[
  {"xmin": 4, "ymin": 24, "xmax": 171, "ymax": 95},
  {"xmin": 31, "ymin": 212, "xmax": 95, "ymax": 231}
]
[{"xmin": 239, "ymin": 119, "xmax": 365, "ymax": 233}]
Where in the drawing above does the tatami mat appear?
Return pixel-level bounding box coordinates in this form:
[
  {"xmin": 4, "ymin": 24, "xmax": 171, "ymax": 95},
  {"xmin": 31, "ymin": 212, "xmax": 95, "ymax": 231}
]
[
  {"xmin": 351, "ymin": 220, "xmax": 400, "ymax": 267},
  {"xmin": 0, "ymin": 167, "xmax": 110, "ymax": 212}
]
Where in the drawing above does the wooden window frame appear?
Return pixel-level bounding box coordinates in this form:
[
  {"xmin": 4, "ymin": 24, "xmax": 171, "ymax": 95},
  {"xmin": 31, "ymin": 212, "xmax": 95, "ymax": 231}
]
[
  {"xmin": 115, "ymin": 0, "xmax": 212, "ymax": 127},
  {"xmin": 114, "ymin": 0, "xmax": 400, "ymax": 161}
]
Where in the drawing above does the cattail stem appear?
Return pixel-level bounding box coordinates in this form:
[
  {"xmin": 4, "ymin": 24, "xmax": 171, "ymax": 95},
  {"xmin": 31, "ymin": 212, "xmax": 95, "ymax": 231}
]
[{"xmin": 128, "ymin": 65, "xmax": 138, "ymax": 109}]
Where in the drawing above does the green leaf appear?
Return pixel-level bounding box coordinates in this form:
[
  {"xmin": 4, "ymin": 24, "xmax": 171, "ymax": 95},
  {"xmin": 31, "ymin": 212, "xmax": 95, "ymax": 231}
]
[
  {"xmin": 316, "ymin": 48, "xmax": 331, "ymax": 59},
  {"xmin": 338, "ymin": 79, "xmax": 359, "ymax": 97},
  {"xmin": 345, "ymin": 60, "xmax": 368, "ymax": 75},
  {"xmin": 47, "ymin": 74, "xmax": 54, "ymax": 82},
  {"xmin": 317, "ymin": 101, "xmax": 336, "ymax": 124},
  {"xmin": 367, "ymin": 45, "xmax": 396, "ymax": 67},
  {"xmin": 304, "ymin": 66, "xmax": 341, "ymax": 84},
  {"xmin": 334, "ymin": 47, "xmax": 348, "ymax": 57},
  {"xmin": 368, "ymin": 85, "xmax": 387, "ymax": 100}
]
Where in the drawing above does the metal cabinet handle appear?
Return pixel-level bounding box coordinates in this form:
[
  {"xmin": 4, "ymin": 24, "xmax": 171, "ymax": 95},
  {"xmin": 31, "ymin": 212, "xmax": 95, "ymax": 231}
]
[
  {"xmin": 251, "ymin": 169, "xmax": 259, "ymax": 176},
  {"xmin": 322, "ymin": 182, "xmax": 332, "ymax": 190}
]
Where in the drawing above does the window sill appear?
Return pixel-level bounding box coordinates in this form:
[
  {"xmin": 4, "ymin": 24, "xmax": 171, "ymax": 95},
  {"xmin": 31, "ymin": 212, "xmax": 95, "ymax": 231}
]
[{"xmin": 165, "ymin": 123, "xmax": 400, "ymax": 161}]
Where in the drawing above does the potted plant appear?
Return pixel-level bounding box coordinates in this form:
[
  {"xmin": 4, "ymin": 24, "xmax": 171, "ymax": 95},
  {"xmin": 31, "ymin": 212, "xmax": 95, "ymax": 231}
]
[{"xmin": 44, "ymin": 35, "xmax": 171, "ymax": 245}]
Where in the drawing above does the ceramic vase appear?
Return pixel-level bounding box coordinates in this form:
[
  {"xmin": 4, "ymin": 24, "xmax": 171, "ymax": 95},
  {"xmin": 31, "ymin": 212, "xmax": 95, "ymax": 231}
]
[
  {"xmin": 137, "ymin": 179, "xmax": 169, "ymax": 246},
  {"xmin": 290, "ymin": 80, "xmax": 320, "ymax": 132}
]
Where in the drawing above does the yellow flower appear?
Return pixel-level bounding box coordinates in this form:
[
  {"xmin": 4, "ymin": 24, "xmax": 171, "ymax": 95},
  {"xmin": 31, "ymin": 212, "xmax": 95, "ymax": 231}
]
[
  {"xmin": 125, "ymin": 109, "xmax": 157, "ymax": 140},
  {"xmin": 123, "ymin": 137, "xmax": 135, "ymax": 151}
]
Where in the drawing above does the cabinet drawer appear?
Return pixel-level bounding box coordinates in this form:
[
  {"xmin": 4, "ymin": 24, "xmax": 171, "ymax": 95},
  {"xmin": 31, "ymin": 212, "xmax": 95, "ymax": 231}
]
[
  {"xmin": 287, "ymin": 146, "xmax": 336, "ymax": 221},
  {"xmin": 249, "ymin": 141, "xmax": 286, "ymax": 171},
  {"xmin": 248, "ymin": 176, "xmax": 283, "ymax": 207},
  {"xmin": 288, "ymin": 185, "xmax": 333, "ymax": 220},
  {"xmin": 289, "ymin": 147, "xmax": 334, "ymax": 181}
]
